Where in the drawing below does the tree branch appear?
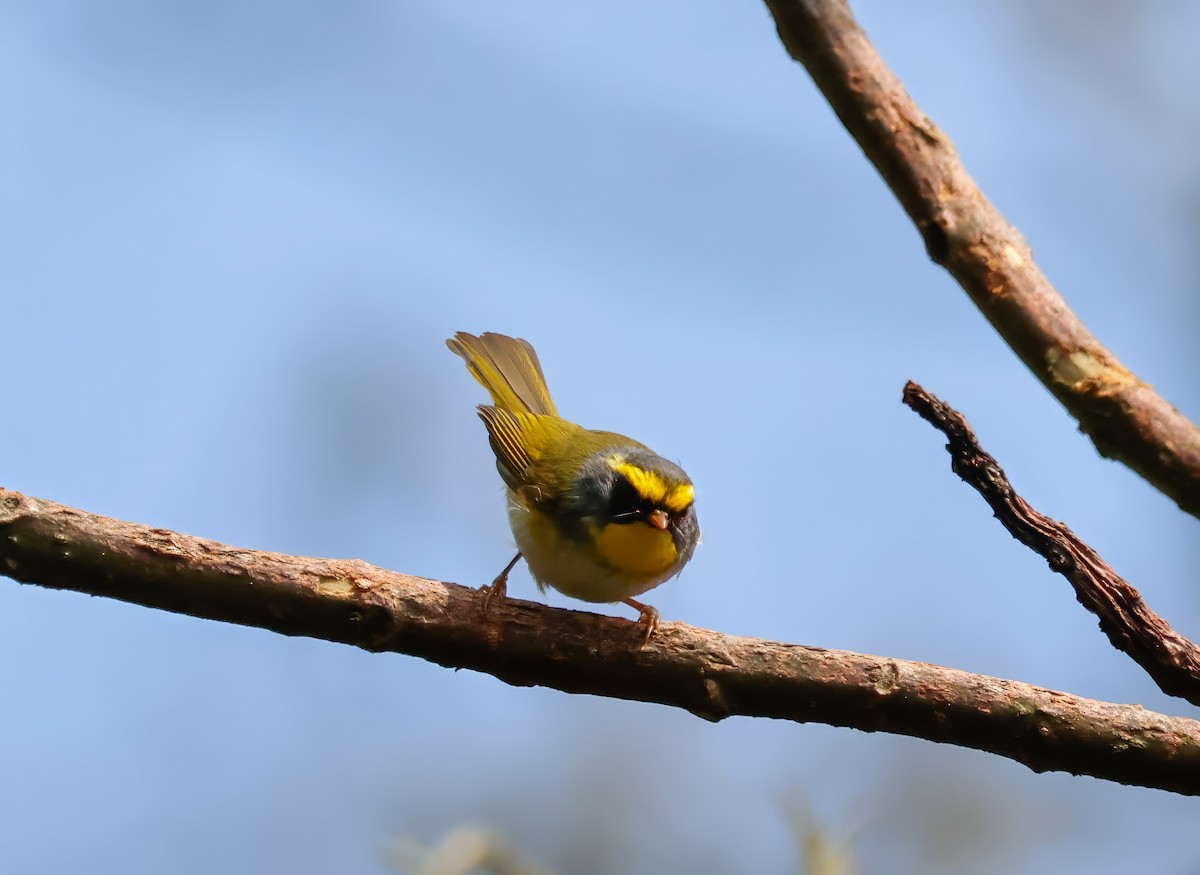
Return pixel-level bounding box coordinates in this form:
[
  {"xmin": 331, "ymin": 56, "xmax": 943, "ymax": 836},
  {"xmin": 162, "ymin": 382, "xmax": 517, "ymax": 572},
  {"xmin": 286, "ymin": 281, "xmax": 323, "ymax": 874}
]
[
  {"xmin": 2, "ymin": 488, "xmax": 1199, "ymax": 795},
  {"xmin": 762, "ymin": 0, "xmax": 1200, "ymax": 519},
  {"xmin": 902, "ymin": 381, "xmax": 1200, "ymax": 707}
]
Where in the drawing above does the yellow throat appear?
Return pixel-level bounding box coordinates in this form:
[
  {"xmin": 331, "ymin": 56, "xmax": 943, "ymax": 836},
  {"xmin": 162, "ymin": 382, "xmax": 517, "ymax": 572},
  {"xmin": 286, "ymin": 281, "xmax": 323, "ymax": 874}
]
[{"xmin": 592, "ymin": 519, "xmax": 678, "ymax": 578}]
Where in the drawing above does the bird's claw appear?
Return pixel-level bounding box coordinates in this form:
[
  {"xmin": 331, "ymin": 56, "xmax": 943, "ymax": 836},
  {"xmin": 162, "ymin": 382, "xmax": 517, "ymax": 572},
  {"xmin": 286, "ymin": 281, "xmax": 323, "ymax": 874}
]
[
  {"xmin": 480, "ymin": 553, "xmax": 521, "ymax": 618},
  {"xmin": 479, "ymin": 577, "xmax": 507, "ymax": 617},
  {"xmin": 622, "ymin": 598, "xmax": 660, "ymax": 648}
]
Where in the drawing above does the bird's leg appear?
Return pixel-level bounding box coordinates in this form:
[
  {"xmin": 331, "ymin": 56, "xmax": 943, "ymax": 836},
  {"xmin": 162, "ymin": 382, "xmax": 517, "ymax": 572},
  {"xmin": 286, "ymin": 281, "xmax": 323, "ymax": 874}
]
[
  {"xmin": 481, "ymin": 552, "xmax": 522, "ymax": 616},
  {"xmin": 621, "ymin": 597, "xmax": 660, "ymax": 646}
]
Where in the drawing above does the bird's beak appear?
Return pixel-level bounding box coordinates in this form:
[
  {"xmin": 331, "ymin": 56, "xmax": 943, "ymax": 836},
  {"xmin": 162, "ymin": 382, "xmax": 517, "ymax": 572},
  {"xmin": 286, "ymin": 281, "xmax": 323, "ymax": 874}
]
[{"xmin": 647, "ymin": 509, "xmax": 669, "ymax": 530}]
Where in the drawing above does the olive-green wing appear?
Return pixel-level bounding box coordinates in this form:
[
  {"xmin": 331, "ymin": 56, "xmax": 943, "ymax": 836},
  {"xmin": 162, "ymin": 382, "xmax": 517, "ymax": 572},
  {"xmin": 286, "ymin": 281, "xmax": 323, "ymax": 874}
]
[
  {"xmin": 475, "ymin": 406, "xmax": 592, "ymax": 496},
  {"xmin": 476, "ymin": 406, "xmax": 537, "ymax": 491}
]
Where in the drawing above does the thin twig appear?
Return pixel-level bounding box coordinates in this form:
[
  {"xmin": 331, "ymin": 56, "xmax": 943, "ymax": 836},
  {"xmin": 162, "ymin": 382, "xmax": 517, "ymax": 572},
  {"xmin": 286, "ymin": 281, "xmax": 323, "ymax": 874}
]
[
  {"xmin": 1, "ymin": 488, "xmax": 1198, "ymax": 795},
  {"xmin": 762, "ymin": 0, "xmax": 1200, "ymax": 518},
  {"xmin": 903, "ymin": 380, "xmax": 1200, "ymax": 706}
]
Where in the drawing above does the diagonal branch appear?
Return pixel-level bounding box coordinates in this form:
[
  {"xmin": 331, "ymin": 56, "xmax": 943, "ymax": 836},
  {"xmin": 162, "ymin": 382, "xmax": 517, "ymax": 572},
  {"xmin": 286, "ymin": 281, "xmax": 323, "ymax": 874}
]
[
  {"xmin": 902, "ymin": 381, "xmax": 1200, "ymax": 706},
  {"xmin": 2, "ymin": 488, "xmax": 1199, "ymax": 795},
  {"xmin": 762, "ymin": 0, "xmax": 1200, "ymax": 519}
]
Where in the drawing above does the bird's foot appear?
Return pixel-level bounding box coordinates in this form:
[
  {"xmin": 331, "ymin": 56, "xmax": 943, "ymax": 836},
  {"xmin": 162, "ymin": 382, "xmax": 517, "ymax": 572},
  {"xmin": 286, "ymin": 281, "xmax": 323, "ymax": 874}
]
[
  {"xmin": 622, "ymin": 597, "xmax": 660, "ymax": 648},
  {"xmin": 480, "ymin": 553, "xmax": 521, "ymax": 617}
]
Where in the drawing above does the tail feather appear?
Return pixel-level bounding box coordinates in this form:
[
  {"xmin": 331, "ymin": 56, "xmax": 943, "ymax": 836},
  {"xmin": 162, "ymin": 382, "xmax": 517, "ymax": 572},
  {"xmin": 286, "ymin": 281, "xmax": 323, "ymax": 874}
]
[{"xmin": 447, "ymin": 331, "xmax": 558, "ymax": 416}]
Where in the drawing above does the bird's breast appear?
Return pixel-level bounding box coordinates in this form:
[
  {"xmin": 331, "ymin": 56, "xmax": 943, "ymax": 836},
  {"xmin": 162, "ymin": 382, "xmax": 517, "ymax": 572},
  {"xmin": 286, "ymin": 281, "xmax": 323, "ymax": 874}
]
[{"xmin": 592, "ymin": 521, "xmax": 679, "ymax": 579}]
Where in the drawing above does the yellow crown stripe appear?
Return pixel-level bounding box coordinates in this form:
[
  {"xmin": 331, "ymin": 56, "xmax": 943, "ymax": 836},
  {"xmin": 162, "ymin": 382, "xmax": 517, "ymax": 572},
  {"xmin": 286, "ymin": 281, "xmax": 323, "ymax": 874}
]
[
  {"xmin": 613, "ymin": 461, "xmax": 694, "ymax": 513},
  {"xmin": 662, "ymin": 483, "xmax": 694, "ymax": 513}
]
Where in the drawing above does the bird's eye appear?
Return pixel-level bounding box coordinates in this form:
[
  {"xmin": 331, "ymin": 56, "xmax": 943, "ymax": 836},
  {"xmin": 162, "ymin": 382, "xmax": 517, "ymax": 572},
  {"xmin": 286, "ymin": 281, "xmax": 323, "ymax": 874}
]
[
  {"xmin": 608, "ymin": 476, "xmax": 639, "ymax": 515},
  {"xmin": 608, "ymin": 474, "xmax": 655, "ymax": 524}
]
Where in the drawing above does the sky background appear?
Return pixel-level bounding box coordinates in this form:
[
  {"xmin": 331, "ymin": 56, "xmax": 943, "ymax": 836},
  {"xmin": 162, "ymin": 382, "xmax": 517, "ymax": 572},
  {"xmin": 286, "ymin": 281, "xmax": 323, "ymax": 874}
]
[{"xmin": 3, "ymin": 2, "xmax": 1199, "ymax": 873}]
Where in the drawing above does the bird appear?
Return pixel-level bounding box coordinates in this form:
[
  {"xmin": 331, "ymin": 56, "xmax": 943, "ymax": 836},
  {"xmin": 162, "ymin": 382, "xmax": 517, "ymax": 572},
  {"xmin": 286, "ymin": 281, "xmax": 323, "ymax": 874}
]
[{"xmin": 447, "ymin": 331, "xmax": 699, "ymax": 643}]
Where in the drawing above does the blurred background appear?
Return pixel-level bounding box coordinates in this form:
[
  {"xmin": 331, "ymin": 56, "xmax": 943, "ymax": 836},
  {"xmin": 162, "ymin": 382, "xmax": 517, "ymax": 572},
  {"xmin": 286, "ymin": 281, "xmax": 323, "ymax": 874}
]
[{"xmin": 2, "ymin": 1, "xmax": 1198, "ymax": 872}]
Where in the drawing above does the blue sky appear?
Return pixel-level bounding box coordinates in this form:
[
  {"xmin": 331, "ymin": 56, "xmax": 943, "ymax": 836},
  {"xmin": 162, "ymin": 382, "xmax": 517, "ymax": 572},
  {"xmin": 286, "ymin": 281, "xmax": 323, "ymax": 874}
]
[{"xmin": 3, "ymin": 3, "xmax": 1199, "ymax": 873}]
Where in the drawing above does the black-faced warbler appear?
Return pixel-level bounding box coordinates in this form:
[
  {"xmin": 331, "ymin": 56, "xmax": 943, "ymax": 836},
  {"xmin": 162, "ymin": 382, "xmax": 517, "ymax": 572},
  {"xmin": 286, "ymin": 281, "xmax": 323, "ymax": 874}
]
[{"xmin": 448, "ymin": 331, "xmax": 700, "ymax": 642}]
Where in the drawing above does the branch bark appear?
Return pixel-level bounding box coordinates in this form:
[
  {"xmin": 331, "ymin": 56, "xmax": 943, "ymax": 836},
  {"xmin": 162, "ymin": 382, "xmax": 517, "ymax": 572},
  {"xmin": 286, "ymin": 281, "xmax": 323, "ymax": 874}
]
[
  {"xmin": 903, "ymin": 381, "xmax": 1200, "ymax": 706},
  {"xmin": 762, "ymin": 0, "xmax": 1200, "ymax": 519},
  {"xmin": 2, "ymin": 488, "xmax": 1199, "ymax": 795}
]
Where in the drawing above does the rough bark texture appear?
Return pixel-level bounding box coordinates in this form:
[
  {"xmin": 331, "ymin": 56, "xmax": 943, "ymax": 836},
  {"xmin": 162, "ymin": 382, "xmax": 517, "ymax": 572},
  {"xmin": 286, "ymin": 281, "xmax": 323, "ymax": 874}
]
[
  {"xmin": 903, "ymin": 382, "xmax": 1200, "ymax": 706},
  {"xmin": 763, "ymin": 0, "xmax": 1200, "ymax": 519},
  {"xmin": 2, "ymin": 488, "xmax": 1199, "ymax": 795}
]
